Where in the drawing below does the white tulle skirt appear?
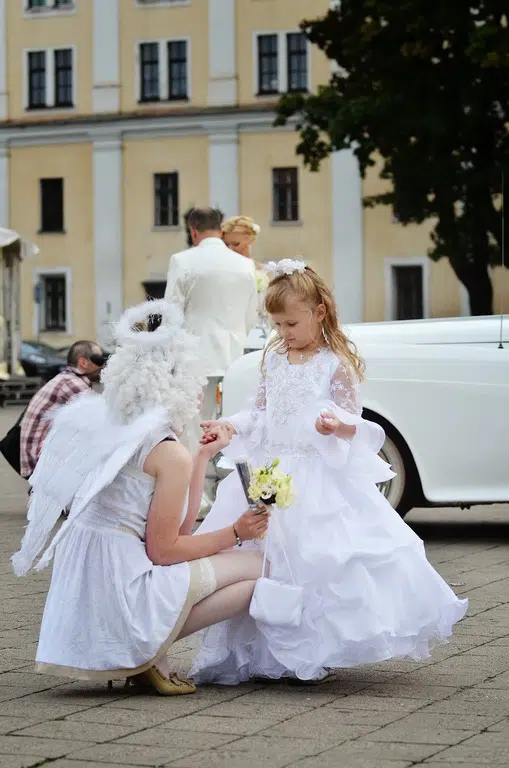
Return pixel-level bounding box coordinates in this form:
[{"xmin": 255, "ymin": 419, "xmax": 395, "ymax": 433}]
[{"xmin": 191, "ymin": 451, "xmax": 468, "ymax": 684}]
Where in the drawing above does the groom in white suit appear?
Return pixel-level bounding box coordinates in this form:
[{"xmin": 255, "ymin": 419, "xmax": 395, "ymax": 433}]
[{"xmin": 164, "ymin": 207, "xmax": 258, "ymax": 455}]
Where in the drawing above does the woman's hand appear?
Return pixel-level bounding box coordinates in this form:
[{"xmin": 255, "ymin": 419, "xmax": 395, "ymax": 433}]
[
  {"xmin": 200, "ymin": 420, "xmax": 236, "ymax": 444},
  {"xmin": 198, "ymin": 423, "xmax": 232, "ymax": 460},
  {"xmin": 234, "ymin": 507, "xmax": 270, "ymax": 542}
]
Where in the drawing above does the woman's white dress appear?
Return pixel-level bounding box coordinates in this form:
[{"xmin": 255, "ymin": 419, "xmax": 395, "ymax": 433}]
[
  {"xmin": 36, "ymin": 431, "xmax": 214, "ymax": 681},
  {"xmin": 191, "ymin": 347, "xmax": 468, "ymax": 684}
]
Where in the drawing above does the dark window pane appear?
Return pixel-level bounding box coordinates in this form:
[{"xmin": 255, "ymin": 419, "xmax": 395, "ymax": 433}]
[
  {"xmin": 28, "ymin": 51, "xmax": 46, "ymax": 109},
  {"xmin": 140, "ymin": 42, "xmax": 160, "ymax": 102},
  {"xmin": 272, "ymin": 167, "xmax": 299, "ymax": 222},
  {"xmin": 142, "ymin": 281, "xmax": 167, "ymax": 301},
  {"xmin": 40, "ymin": 178, "xmax": 64, "ymax": 232},
  {"xmin": 28, "ymin": 0, "xmax": 45, "ymax": 8},
  {"xmin": 42, "ymin": 275, "xmax": 66, "ymax": 331},
  {"xmin": 54, "ymin": 48, "xmax": 73, "ymax": 107},
  {"xmin": 393, "ymin": 266, "xmax": 424, "ymax": 320},
  {"xmin": 257, "ymin": 34, "xmax": 278, "ymax": 94},
  {"xmin": 287, "ymin": 32, "xmax": 308, "ymax": 92},
  {"xmin": 154, "ymin": 172, "xmax": 179, "ymax": 227},
  {"xmin": 54, "ymin": 0, "xmax": 74, "ymax": 6},
  {"xmin": 168, "ymin": 40, "xmax": 188, "ymax": 100}
]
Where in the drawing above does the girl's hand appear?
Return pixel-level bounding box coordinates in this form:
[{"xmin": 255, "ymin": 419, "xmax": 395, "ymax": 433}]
[
  {"xmin": 234, "ymin": 507, "xmax": 270, "ymax": 542},
  {"xmin": 315, "ymin": 412, "xmax": 357, "ymax": 440},
  {"xmin": 200, "ymin": 420, "xmax": 236, "ymax": 444},
  {"xmin": 315, "ymin": 411, "xmax": 341, "ymax": 436},
  {"xmin": 198, "ymin": 424, "xmax": 232, "ymax": 459}
]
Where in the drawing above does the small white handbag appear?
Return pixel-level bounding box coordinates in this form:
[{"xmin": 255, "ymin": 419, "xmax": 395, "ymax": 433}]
[{"xmin": 249, "ymin": 520, "xmax": 304, "ymax": 629}]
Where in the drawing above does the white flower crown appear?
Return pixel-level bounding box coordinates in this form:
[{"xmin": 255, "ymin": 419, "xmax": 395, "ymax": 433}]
[{"xmin": 266, "ymin": 259, "xmax": 307, "ymax": 277}]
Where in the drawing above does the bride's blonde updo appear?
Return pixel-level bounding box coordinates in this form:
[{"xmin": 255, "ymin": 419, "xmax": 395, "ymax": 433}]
[{"xmin": 221, "ymin": 215, "xmax": 261, "ymax": 239}]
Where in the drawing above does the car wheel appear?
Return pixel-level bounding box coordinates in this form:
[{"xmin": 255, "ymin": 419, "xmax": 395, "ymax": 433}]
[
  {"xmin": 377, "ymin": 434, "xmax": 409, "ymax": 514},
  {"xmin": 363, "ymin": 413, "xmax": 420, "ymax": 518}
]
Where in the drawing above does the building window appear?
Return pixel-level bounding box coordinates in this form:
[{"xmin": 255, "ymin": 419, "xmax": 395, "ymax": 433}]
[
  {"xmin": 54, "ymin": 49, "xmax": 73, "ymax": 107},
  {"xmin": 26, "ymin": 48, "xmax": 75, "ymax": 109},
  {"xmin": 39, "ymin": 274, "xmax": 67, "ymax": 332},
  {"xmin": 154, "ymin": 173, "xmax": 179, "ymax": 227},
  {"xmin": 28, "ymin": 51, "xmax": 46, "ymax": 109},
  {"xmin": 140, "ymin": 42, "xmax": 160, "ymax": 102},
  {"xmin": 138, "ymin": 39, "xmax": 189, "ymax": 103},
  {"xmin": 40, "ymin": 178, "xmax": 64, "ymax": 233},
  {"xmin": 287, "ymin": 33, "xmax": 308, "ymax": 93},
  {"xmin": 168, "ymin": 40, "xmax": 188, "ymax": 100},
  {"xmin": 142, "ymin": 280, "xmax": 167, "ymax": 301},
  {"xmin": 255, "ymin": 31, "xmax": 308, "ymax": 95},
  {"xmin": 272, "ymin": 168, "xmax": 299, "ymax": 223},
  {"xmin": 257, "ymin": 34, "xmax": 279, "ymax": 95},
  {"xmin": 26, "ymin": 0, "xmax": 75, "ymax": 12},
  {"xmin": 391, "ymin": 265, "xmax": 425, "ymax": 320}
]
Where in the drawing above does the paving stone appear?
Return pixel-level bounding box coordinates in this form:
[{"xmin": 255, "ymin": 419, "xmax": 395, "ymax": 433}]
[
  {"xmin": 0, "ymin": 757, "xmax": 49, "ymax": 768},
  {"xmin": 13, "ymin": 719, "xmax": 140, "ymax": 743},
  {"xmin": 366, "ymin": 722, "xmax": 476, "ymax": 745},
  {"xmin": 123, "ymin": 713, "xmax": 276, "ymax": 737},
  {"xmin": 320, "ymin": 739, "xmax": 444, "ymax": 762},
  {"xmin": 65, "ymin": 707, "xmax": 179, "ymax": 728},
  {"xmin": 287, "ymin": 757, "xmax": 413, "ymax": 768},
  {"xmin": 67, "ymin": 743, "xmax": 195, "ymax": 766},
  {"xmin": 116, "ymin": 727, "xmax": 238, "ymax": 750},
  {"xmin": 0, "ymin": 734, "xmax": 94, "ymax": 758}
]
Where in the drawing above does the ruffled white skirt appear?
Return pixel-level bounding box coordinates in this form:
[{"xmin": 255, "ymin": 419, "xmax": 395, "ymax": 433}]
[{"xmin": 191, "ymin": 432, "xmax": 468, "ymax": 684}]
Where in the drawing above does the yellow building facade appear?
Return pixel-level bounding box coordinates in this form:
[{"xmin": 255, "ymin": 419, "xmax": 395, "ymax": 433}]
[{"xmin": 0, "ymin": 0, "xmax": 506, "ymax": 348}]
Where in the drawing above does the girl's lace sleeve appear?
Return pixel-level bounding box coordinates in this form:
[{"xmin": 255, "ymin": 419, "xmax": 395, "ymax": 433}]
[{"xmin": 330, "ymin": 360, "xmax": 362, "ymax": 417}]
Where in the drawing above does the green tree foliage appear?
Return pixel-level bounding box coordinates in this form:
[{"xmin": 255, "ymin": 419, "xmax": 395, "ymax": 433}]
[{"xmin": 276, "ymin": 1, "xmax": 508, "ymax": 314}]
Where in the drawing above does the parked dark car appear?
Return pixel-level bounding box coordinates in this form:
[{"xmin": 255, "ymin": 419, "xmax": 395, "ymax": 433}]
[{"xmin": 19, "ymin": 341, "xmax": 67, "ymax": 382}]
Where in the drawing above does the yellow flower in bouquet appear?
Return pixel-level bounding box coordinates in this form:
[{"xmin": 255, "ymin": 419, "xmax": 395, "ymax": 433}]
[
  {"xmin": 247, "ymin": 459, "xmax": 295, "ymax": 509},
  {"xmin": 255, "ymin": 270, "xmax": 269, "ymax": 294}
]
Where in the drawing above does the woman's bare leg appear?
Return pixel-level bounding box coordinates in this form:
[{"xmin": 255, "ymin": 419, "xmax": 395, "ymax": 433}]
[
  {"xmin": 175, "ymin": 550, "xmax": 262, "ymax": 640},
  {"xmin": 177, "ymin": 579, "xmax": 256, "ymax": 640}
]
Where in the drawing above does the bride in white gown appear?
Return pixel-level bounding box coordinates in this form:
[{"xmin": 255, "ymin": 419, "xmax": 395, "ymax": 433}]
[{"xmin": 192, "ymin": 260, "xmax": 468, "ymax": 685}]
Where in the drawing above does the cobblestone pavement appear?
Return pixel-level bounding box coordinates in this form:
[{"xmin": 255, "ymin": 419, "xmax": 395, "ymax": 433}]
[{"xmin": 1, "ymin": 406, "xmax": 509, "ymax": 767}]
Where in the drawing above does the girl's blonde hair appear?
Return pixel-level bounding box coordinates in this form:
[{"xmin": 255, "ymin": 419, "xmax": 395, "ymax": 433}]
[
  {"xmin": 263, "ymin": 267, "xmax": 365, "ymax": 380},
  {"xmin": 221, "ymin": 215, "xmax": 260, "ymax": 238}
]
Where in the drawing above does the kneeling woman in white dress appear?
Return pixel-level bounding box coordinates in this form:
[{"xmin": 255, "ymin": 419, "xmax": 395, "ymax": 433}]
[{"xmin": 11, "ymin": 299, "xmax": 268, "ymax": 695}]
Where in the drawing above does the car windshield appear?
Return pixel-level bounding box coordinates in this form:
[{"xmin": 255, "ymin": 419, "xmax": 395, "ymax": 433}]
[{"xmin": 21, "ymin": 342, "xmax": 65, "ymax": 357}]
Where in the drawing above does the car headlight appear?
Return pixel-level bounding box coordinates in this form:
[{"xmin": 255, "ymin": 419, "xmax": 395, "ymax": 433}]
[{"xmin": 26, "ymin": 354, "xmax": 46, "ymax": 364}]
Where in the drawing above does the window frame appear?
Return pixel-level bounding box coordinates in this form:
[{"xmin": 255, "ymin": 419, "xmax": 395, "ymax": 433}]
[
  {"xmin": 154, "ymin": 171, "xmax": 180, "ymax": 228},
  {"xmin": 384, "ymin": 257, "xmax": 430, "ymax": 321},
  {"xmin": 253, "ymin": 30, "xmax": 310, "ymax": 96},
  {"xmin": 24, "ymin": 46, "xmax": 76, "ymax": 111},
  {"xmin": 24, "ymin": 0, "xmax": 76, "ymax": 18},
  {"xmin": 32, "ymin": 267, "xmax": 73, "ymax": 336},
  {"xmin": 39, "ymin": 177, "xmax": 65, "ymax": 234},
  {"xmin": 272, "ymin": 167, "xmax": 300, "ymax": 224},
  {"xmin": 136, "ymin": 38, "xmax": 191, "ymax": 104}
]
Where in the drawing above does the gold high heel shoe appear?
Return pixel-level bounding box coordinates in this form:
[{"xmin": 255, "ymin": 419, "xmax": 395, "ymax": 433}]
[{"xmin": 129, "ymin": 666, "xmax": 197, "ymax": 696}]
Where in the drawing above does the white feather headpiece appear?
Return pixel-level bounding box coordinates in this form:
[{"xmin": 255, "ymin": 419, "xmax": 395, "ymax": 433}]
[
  {"xmin": 266, "ymin": 258, "xmax": 307, "ymax": 277},
  {"xmin": 102, "ymin": 299, "xmax": 206, "ymax": 429},
  {"xmin": 12, "ymin": 299, "xmax": 206, "ymax": 577}
]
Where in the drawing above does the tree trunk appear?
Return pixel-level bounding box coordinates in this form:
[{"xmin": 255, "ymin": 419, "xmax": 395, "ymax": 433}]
[{"xmin": 450, "ymin": 259, "xmax": 493, "ymax": 316}]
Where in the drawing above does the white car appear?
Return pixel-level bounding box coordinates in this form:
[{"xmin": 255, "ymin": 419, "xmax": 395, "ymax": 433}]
[{"xmin": 220, "ymin": 315, "xmax": 509, "ymax": 517}]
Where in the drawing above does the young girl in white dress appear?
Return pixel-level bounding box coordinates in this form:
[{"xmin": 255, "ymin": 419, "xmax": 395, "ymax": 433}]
[{"xmin": 192, "ymin": 259, "xmax": 468, "ymax": 685}]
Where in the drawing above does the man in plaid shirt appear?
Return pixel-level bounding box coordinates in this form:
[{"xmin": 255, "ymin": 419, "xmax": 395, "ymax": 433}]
[{"xmin": 20, "ymin": 340, "xmax": 107, "ymax": 479}]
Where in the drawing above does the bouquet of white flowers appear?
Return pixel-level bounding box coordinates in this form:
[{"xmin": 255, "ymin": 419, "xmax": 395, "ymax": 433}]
[{"xmin": 235, "ymin": 458, "xmax": 294, "ymax": 510}]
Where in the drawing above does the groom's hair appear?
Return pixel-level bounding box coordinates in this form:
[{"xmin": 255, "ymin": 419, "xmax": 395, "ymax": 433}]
[{"xmin": 187, "ymin": 207, "xmax": 223, "ymax": 233}]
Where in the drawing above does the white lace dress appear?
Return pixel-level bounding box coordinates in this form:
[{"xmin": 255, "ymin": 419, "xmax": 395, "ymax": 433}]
[
  {"xmin": 35, "ymin": 431, "xmax": 217, "ymax": 681},
  {"xmin": 191, "ymin": 347, "xmax": 468, "ymax": 684}
]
